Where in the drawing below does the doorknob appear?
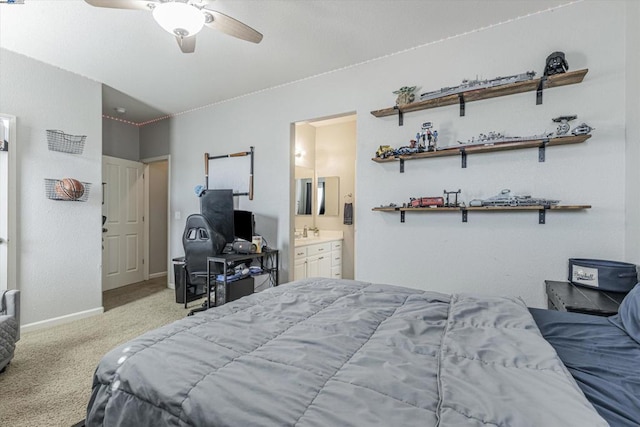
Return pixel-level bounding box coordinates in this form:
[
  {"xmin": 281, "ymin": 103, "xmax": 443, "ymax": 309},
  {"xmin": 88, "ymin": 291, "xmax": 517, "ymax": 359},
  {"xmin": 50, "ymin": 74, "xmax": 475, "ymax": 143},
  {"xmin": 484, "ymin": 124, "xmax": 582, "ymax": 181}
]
[{"xmin": 0, "ymin": 237, "xmax": 6, "ymax": 244}]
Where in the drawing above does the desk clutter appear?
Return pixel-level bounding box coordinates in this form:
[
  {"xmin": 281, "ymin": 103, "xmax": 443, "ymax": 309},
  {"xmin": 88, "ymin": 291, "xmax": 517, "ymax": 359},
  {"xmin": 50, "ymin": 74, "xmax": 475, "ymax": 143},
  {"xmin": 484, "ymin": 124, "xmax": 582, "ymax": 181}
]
[
  {"xmin": 177, "ymin": 188, "xmax": 278, "ymax": 312},
  {"xmin": 215, "ymin": 264, "xmax": 263, "ymax": 283}
]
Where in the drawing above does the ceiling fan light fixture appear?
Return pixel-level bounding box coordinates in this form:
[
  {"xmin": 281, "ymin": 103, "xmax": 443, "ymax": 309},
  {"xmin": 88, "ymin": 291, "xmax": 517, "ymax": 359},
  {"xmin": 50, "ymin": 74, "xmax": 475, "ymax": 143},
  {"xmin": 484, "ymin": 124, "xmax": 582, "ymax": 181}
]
[{"xmin": 152, "ymin": 2, "xmax": 205, "ymax": 37}]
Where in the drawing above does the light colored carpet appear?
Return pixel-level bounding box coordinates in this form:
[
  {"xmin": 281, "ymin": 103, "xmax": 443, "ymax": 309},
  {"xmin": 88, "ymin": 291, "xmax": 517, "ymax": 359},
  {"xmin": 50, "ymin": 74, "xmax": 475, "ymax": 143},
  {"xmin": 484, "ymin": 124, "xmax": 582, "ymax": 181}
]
[{"xmin": 0, "ymin": 277, "xmax": 204, "ymax": 427}]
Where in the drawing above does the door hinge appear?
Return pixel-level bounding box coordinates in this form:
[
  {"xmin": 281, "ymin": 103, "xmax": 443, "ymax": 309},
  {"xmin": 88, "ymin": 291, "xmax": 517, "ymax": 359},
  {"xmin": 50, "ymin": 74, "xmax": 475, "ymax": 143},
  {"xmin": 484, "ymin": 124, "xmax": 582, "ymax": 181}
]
[{"xmin": 142, "ymin": 258, "xmax": 145, "ymax": 264}]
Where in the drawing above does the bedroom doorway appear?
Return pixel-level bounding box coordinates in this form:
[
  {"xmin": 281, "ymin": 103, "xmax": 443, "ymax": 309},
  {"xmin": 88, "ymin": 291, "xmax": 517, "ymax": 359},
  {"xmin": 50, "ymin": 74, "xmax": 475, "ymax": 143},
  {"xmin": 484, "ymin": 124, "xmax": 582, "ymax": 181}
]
[
  {"xmin": 291, "ymin": 113, "xmax": 357, "ymax": 281},
  {"xmin": 142, "ymin": 156, "xmax": 170, "ymax": 282}
]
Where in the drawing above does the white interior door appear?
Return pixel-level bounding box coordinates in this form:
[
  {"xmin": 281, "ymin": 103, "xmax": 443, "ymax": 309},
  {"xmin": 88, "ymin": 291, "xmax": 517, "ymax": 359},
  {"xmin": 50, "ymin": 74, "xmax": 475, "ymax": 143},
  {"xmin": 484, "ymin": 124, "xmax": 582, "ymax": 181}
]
[
  {"xmin": 102, "ymin": 155, "xmax": 145, "ymax": 291},
  {"xmin": 0, "ymin": 114, "xmax": 16, "ymax": 291}
]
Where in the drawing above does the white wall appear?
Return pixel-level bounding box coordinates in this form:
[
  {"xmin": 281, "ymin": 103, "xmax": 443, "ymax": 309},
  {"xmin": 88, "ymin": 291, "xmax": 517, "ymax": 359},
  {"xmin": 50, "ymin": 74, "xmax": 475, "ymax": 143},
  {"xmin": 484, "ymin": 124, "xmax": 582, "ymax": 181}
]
[
  {"xmin": 625, "ymin": 0, "xmax": 640, "ymax": 265},
  {"xmin": 102, "ymin": 117, "xmax": 139, "ymax": 161},
  {"xmin": 0, "ymin": 49, "xmax": 103, "ymax": 326},
  {"xmin": 166, "ymin": 1, "xmax": 628, "ymax": 306},
  {"xmin": 140, "ymin": 118, "xmax": 170, "ymax": 160}
]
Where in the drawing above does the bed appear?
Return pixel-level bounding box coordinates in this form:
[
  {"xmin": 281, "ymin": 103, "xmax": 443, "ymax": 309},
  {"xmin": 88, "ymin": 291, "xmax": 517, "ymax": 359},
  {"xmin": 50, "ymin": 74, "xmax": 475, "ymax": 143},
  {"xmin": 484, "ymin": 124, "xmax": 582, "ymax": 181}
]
[
  {"xmin": 86, "ymin": 278, "xmax": 616, "ymax": 426},
  {"xmin": 530, "ymin": 283, "xmax": 640, "ymax": 427}
]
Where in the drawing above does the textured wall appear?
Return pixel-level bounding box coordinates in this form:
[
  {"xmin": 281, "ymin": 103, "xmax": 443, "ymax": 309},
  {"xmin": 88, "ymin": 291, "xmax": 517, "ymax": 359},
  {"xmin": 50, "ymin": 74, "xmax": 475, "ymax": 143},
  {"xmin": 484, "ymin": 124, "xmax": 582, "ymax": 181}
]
[
  {"xmin": 625, "ymin": 0, "xmax": 640, "ymax": 265},
  {"xmin": 0, "ymin": 49, "xmax": 103, "ymax": 326},
  {"xmin": 139, "ymin": 118, "xmax": 170, "ymax": 160},
  {"xmin": 102, "ymin": 117, "xmax": 139, "ymax": 161}
]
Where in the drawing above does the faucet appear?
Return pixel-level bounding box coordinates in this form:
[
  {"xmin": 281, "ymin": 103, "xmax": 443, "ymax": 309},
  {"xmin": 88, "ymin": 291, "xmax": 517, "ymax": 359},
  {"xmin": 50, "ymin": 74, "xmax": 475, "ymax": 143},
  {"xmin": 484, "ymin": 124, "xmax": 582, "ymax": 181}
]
[{"xmin": 303, "ymin": 225, "xmax": 308, "ymax": 238}]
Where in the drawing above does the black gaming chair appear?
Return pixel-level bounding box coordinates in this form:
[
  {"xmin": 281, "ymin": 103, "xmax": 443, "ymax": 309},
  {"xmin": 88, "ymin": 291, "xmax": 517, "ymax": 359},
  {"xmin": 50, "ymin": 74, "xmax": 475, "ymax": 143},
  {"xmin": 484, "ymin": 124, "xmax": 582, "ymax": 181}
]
[{"xmin": 182, "ymin": 214, "xmax": 227, "ymax": 301}]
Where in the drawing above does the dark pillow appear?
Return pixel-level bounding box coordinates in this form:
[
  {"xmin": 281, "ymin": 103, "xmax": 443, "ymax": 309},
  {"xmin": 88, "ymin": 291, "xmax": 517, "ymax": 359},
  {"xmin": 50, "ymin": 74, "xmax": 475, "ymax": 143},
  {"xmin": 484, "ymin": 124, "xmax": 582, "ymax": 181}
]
[{"xmin": 609, "ymin": 283, "xmax": 640, "ymax": 345}]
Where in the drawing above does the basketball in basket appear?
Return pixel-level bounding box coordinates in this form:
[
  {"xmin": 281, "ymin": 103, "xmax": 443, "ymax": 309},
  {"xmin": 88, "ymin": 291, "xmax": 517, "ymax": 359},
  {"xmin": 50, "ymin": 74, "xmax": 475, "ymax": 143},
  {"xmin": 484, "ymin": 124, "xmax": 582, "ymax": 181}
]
[{"xmin": 55, "ymin": 178, "xmax": 85, "ymax": 201}]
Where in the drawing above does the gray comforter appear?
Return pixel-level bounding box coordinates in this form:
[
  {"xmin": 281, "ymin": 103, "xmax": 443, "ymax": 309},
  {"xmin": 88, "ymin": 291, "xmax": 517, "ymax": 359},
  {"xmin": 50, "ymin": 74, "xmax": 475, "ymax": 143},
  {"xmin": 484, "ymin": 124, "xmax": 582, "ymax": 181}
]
[{"xmin": 87, "ymin": 278, "xmax": 607, "ymax": 426}]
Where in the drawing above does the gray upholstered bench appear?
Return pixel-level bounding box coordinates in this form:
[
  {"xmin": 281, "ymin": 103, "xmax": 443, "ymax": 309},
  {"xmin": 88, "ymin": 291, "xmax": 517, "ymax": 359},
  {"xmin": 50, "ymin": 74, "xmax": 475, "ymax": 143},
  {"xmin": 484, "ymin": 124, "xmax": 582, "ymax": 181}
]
[{"xmin": 0, "ymin": 290, "xmax": 20, "ymax": 373}]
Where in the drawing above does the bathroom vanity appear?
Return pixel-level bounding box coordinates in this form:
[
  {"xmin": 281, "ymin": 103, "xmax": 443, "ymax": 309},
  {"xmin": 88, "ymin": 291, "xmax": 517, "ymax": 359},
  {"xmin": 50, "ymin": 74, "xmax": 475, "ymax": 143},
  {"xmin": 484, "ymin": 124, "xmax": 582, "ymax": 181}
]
[{"xmin": 294, "ymin": 232, "xmax": 343, "ymax": 281}]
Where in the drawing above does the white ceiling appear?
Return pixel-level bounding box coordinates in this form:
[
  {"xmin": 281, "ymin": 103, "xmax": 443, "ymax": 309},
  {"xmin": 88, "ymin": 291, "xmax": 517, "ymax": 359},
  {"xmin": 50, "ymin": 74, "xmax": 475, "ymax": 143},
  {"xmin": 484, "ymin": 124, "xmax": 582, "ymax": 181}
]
[{"xmin": 0, "ymin": 0, "xmax": 571, "ymax": 125}]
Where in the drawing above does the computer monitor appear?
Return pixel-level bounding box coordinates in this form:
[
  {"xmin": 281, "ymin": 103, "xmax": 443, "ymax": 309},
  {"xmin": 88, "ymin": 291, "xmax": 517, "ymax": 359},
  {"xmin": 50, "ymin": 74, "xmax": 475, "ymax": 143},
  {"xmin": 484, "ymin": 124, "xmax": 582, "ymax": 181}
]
[{"xmin": 234, "ymin": 210, "xmax": 255, "ymax": 242}]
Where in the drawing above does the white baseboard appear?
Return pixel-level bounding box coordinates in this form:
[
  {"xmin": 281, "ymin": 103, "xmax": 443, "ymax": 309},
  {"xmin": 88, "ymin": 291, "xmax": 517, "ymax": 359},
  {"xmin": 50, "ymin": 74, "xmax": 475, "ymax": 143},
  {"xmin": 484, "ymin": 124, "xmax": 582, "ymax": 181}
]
[
  {"xmin": 149, "ymin": 271, "xmax": 167, "ymax": 279},
  {"xmin": 21, "ymin": 307, "xmax": 104, "ymax": 333},
  {"xmin": 167, "ymin": 282, "xmax": 175, "ymax": 290}
]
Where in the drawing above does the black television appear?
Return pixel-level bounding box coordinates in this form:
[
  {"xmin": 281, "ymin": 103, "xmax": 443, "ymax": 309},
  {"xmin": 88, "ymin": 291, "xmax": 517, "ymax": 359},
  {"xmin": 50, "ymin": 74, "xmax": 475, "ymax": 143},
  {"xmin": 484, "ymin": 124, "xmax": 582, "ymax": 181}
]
[{"xmin": 234, "ymin": 210, "xmax": 255, "ymax": 242}]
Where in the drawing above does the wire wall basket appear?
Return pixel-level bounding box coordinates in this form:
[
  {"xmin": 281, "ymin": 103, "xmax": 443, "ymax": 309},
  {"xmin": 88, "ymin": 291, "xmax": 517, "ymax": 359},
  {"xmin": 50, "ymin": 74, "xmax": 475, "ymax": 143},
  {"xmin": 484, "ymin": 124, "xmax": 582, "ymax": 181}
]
[
  {"xmin": 46, "ymin": 130, "xmax": 86, "ymax": 154},
  {"xmin": 45, "ymin": 178, "xmax": 91, "ymax": 202}
]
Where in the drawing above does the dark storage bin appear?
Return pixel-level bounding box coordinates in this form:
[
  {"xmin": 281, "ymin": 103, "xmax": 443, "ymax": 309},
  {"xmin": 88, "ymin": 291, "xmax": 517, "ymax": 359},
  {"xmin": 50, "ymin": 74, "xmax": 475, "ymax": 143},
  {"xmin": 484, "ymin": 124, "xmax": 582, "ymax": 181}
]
[
  {"xmin": 173, "ymin": 257, "xmax": 187, "ymax": 304},
  {"xmin": 568, "ymin": 258, "xmax": 638, "ymax": 292},
  {"xmin": 227, "ymin": 276, "xmax": 254, "ymax": 303},
  {"xmin": 173, "ymin": 257, "xmax": 206, "ymax": 305}
]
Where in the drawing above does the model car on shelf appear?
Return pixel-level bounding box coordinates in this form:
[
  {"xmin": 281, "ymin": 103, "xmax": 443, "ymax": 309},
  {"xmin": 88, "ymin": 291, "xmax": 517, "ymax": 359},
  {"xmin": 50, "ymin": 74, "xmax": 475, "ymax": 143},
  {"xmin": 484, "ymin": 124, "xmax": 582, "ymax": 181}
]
[{"xmin": 376, "ymin": 145, "xmax": 396, "ymax": 159}]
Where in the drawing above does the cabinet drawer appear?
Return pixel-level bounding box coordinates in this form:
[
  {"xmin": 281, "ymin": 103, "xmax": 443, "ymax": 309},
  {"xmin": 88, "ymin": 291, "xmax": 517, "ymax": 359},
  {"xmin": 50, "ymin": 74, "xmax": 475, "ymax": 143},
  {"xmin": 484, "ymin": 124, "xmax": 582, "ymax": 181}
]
[
  {"xmin": 331, "ymin": 265, "xmax": 342, "ymax": 279},
  {"xmin": 294, "ymin": 247, "xmax": 307, "ymax": 259},
  {"xmin": 331, "ymin": 240, "xmax": 343, "ymax": 251},
  {"xmin": 331, "ymin": 252, "xmax": 342, "ymax": 267},
  {"xmin": 307, "ymin": 242, "xmax": 331, "ymax": 256}
]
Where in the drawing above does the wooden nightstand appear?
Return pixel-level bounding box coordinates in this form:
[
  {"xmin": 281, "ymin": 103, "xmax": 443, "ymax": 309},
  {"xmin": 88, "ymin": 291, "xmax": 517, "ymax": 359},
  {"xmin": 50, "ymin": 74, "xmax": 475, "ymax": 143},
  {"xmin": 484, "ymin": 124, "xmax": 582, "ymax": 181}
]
[{"xmin": 545, "ymin": 280, "xmax": 628, "ymax": 316}]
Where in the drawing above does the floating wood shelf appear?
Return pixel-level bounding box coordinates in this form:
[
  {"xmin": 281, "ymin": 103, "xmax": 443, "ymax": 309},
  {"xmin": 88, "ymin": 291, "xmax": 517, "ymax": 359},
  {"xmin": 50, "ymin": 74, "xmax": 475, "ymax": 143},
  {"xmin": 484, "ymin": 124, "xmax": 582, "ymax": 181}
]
[
  {"xmin": 372, "ymin": 204, "xmax": 591, "ymax": 224},
  {"xmin": 371, "ymin": 134, "xmax": 591, "ymax": 170},
  {"xmin": 370, "ymin": 69, "xmax": 589, "ymax": 120}
]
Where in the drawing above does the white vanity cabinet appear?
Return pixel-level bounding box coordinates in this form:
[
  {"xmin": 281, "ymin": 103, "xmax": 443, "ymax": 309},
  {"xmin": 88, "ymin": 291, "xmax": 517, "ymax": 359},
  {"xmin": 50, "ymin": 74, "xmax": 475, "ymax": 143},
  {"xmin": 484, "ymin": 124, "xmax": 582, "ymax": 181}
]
[
  {"xmin": 293, "ymin": 239, "xmax": 342, "ymax": 281},
  {"xmin": 293, "ymin": 247, "xmax": 308, "ymax": 281},
  {"xmin": 330, "ymin": 240, "xmax": 343, "ymax": 279}
]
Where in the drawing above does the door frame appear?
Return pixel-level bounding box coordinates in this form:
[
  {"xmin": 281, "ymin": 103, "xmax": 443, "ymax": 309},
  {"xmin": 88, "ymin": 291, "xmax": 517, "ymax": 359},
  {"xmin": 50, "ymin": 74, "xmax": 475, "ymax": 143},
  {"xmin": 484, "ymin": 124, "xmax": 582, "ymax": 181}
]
[
  {"xmin": 141, "ymin": 155, "xmax": 171, "ymax": 286},
  {"xmin": 0, "ymin": 113, "xmax": 16, "ymax": 291},
  {"xmin": 291, "ymin": 112, "xmax": 357, "ymax": 282}
]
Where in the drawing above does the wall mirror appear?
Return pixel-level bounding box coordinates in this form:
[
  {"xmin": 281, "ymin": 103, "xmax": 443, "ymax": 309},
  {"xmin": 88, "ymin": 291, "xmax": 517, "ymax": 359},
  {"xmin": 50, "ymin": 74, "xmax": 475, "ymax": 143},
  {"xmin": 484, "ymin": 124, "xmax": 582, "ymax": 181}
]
[
  {"xmin": 317, "ymin": 176, "xmax": 339, "ymax": 216},
  {"xmin": 295, "ymin": 166, "xmax": 314, "ymax": 216},
  {"xmin": 296, "ymin": 178, "xmax": 313, "ymax": 215}
]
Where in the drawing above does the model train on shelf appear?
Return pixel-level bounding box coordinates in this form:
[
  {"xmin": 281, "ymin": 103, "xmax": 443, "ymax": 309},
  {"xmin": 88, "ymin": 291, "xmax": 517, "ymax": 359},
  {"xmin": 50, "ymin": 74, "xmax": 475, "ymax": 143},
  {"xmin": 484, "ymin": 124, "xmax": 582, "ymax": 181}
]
[
  {"xmin": 410, "ymin": 196, "xmax": 444, "ymax": 208},
  {"xmin": 408, "ymin": 189, "xmax": 463, "ymax": 208}
]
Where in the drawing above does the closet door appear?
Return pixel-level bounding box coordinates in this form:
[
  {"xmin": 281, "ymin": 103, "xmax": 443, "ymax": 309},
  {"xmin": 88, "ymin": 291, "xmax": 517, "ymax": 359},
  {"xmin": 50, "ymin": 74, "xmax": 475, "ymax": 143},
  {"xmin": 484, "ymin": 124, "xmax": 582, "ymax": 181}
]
[{"xmin": 102, "ymin": 156, "xmax": 144, "ymax": 290}]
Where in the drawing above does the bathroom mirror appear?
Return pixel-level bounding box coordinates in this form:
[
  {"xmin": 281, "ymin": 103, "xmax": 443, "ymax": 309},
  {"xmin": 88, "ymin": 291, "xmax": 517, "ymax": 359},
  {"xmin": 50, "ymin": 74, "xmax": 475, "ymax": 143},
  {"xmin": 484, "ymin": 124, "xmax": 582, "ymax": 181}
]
[
  {"xmin": 295, "ymin": 166, "xmax": 314, "ymax": 216},
  {"xmin": 317, "ymin": 176, "xmax": 339, "ymax": 216}
]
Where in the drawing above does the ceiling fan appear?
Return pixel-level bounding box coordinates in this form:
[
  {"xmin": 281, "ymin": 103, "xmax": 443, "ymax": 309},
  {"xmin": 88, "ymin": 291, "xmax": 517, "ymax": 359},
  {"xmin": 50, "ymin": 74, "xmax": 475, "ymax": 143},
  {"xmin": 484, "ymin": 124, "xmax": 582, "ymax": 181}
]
[{"xmin": 84, "ymin": 0, "xmax": 263, "ymax": 53}]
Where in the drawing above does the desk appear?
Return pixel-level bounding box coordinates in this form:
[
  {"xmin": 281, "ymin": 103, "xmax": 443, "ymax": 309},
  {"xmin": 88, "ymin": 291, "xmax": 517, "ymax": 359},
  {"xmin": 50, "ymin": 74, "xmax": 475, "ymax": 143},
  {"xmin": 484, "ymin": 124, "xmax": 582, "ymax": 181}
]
[
  {"xmin": 201, "ymin": 248, "xmax": 278, "ymax": 311},
  {"xmin": 545, "ymin": 280, "xmax": 627, "ymax": 316}
]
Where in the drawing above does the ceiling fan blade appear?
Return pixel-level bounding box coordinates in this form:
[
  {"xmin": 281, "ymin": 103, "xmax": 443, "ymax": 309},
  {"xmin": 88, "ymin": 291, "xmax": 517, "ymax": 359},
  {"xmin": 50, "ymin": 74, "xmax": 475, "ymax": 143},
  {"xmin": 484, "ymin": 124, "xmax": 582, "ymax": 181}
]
[
  {"xmin": 203, "ymin": 9, "xmax": 263, "ymax": 44},
  {"xmin": 84, "ymin": 0, "xmax": 157, "ymax": 11},
  {"xmin": 176, "ymin": 35, "xmax": 197, "ymax": 53}
]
